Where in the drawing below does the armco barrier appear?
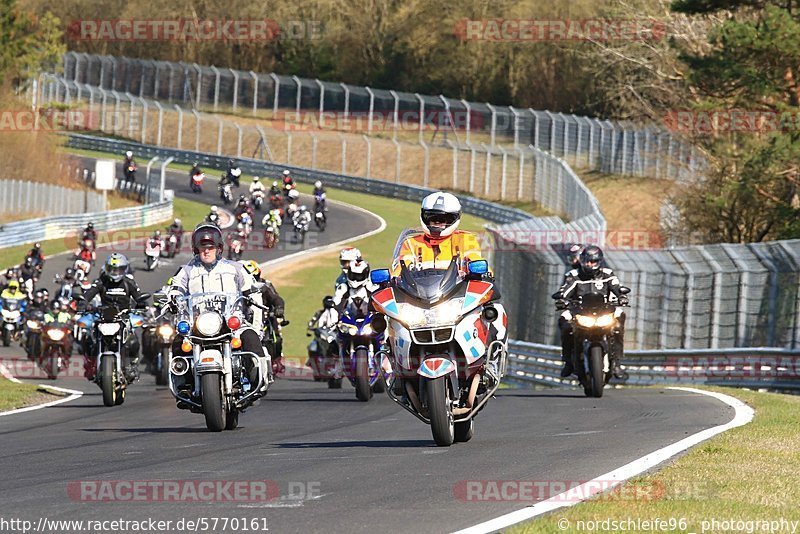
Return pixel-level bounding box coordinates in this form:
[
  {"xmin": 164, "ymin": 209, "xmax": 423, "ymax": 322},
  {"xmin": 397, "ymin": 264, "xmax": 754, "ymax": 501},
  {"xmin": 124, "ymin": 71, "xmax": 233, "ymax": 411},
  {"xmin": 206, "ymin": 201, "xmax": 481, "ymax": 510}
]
[
  {"xmin": 506, "ymin": 340, "xmax": 800, "ymax": 391},
  {"xmin": 0, "ymin": 199, "xmax": 172, "ymax": 249}
]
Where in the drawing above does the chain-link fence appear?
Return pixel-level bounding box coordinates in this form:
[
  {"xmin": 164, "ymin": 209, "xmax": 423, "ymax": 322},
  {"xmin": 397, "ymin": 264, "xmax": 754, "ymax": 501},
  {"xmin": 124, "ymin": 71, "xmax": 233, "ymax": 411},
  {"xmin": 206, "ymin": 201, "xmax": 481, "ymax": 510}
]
[
  {"xmin": 0, "ymin": 178, "xmax": 105, "ymax": 217},
  {"xmin": 490, "ymin": 223, "xmax": 800, "ymax": 350},
  {"xmin": 60, "ymin": 52, "xmax": 702, "ymax": 182},
  {"xmin": 40, "ymin": 74, "xmax": 606, "ymax": 226}
]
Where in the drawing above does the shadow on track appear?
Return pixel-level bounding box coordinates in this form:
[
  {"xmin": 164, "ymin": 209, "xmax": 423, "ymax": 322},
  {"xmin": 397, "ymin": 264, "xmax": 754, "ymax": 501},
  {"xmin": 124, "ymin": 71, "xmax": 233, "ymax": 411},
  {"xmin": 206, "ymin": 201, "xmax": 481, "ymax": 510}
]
[{"xmin": 277, "ymin": 439, "xmax": 433, "ymax": 449}]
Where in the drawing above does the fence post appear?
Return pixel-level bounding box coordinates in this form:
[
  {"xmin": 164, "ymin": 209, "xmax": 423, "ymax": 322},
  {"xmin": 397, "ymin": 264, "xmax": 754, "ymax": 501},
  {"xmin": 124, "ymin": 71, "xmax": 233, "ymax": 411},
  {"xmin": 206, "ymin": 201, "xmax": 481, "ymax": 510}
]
[
  {"xmin": 194, "ymin": 63, "xmax": 202, "ymax": 109},
  {"xmin": 292, "ymin": 75, "xmax": 302, "ymax": 115},
  {"xmin": 111, "ymin": 90, "xmax": 121, "ymax": 135},
  {"xmin": 140, "ymin": 97, "xmax": 148, "ymax": 144},
  {"xmin": 365, "ymin": 87, "xmax": 375, "ymax": 134},
  {"xmin": 311, "ymin": 132, "xmax": 318, "ymax": 169},
  {"xmin": 210, "ymin": 65, "xmax": 220, "ymax": 112},
  {"xmin": 250, "ymin": 71, "xmax": 259, "ymax": 117},
  {"xmin": 415, "ymin": 93, "xmax": 425, "ymax": 144},
  {"xmin": 153, "ymin": 61, "xmax": 161, "ymax": 98},
  {"xmin": 341, "ymin": 83, "xmax": 350, "ymax": 120},
  {"xmin": 517, "ymin": 148, "xmax": 525, "ymax": 200},
  {"xmin": 482, "ymin": 143, "xmax": 492, "ymax": 196},
  {"xmin": 448, "ymin": 140, "xmax": 458, "ymax": 190},
  {"xmin": 363, "ymin": 135, "xmax": 371, "ymax": 178},
  {"xmin": 392, "ymin": 138, "xmax": 401, "ymax": 183},
  {"xmin": 389, "ymin": 90, "xmax": 400, "ymax": 141},
  {"xmin": 469, "ymin": 146, "xmax": 476, "ymax": 194},
  {"xmin": 286, "ymin": 131, "xmax": 292, "ymax": 164},
  {"xmin": 175, "ymin": 105, "xmax": 183, "ymax": 149},
  {"xmin": 420, "ymin": 140, "xmax": 430, "ymax": 188},
  {"xmin": 462, "ymin": 99, "xmax": 471, "ymax": 145},
  {"xmin": 510, "ymin": 107, "xmax": 521, "ymax": 150},
  {"xmin": 270, "ymin": 73, "xmax": 280, "ymax": 117},
  {"xmin": 316, "ymin": 79, "xmax": 325, "ymax": 127},
  {"xmin": 339, "ymin": 134, "xmax": 347, "ymax": 174},
  {"xmin": 498, "ymin": 146, "xmax": 508, "ymax": 201},
  {"xmin": 231, "ymin": 69, "xmax": 239, "ymax": 113},
  {"xmin": 487, "ymin": 103, "xmax": 497, "ymax": 147},
  {"xmin": 99, "ymin": 86, "xmax": 109, "ymax": 132},
  {"xmin": 154, "ymin": 101, "xmax": 164, "ymax": 146},
  {"xmin": 192, "ymin": 109, "xmax": 201, "ymax": 152}
]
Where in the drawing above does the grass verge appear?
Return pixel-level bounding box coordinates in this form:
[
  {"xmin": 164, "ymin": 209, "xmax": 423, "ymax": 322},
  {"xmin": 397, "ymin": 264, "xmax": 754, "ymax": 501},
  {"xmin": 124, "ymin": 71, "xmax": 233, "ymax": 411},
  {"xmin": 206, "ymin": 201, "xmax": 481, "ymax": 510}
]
[
  {"xmin": 0, "ymin": 378, "xmax": 60, "ymax": 412},
  {"xmin": 510, "ymin": 387, "xmax": 800, "ymax": 533},
  {"xmin": 0, "ymin": 196, "xmax": 210, "ymax": 271}
]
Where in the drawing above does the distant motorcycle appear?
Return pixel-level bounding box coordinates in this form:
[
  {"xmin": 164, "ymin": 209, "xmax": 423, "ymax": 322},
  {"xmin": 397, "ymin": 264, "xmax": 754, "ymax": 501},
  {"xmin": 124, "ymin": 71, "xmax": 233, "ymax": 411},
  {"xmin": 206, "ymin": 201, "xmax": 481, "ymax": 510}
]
[
  {"xmin": 228, "ymin": 236, "xmax": 244, "ymax": 261},
  {"xmin": 1, "ymin": 294, "xmax": 26, "ymax": 347},
  {"xmin": 144, "ymin": 238, "xmax": 162, "ymax": 271},
  {"xmin": 251, "ymin": 190, "xmax": 265, "ymax": 211},
  {"xmin": 333, "ymin": 293, "xmax": 387, "ymax": 399},
  {"xmin": 219, "ymin": 182, "xmax": 233, "ymax": 205},
  {"xmin": 40, "ymin": 318, "xmax": 73, "ymax": 380},
  {"xmin": 190, "ymin": 171, "xmax": 205, "ymax": 193}
]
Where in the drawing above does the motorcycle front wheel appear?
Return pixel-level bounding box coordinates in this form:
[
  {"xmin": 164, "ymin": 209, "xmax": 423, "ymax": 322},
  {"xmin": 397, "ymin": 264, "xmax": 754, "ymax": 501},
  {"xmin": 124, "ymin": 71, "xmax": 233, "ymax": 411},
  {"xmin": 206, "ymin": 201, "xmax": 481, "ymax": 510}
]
[
  {"xmin": 101, "ymin": 354, "xmax": 116, "ymax": 407},
  {"xmin": 426, "ymin": 377, "xmax": 455, "ymax": 447},
  {"xmin": 201, "ymin": 373, "xmax": 226, "ymax": 432},
  {"xmin": 354, "ymin": 348, "xmax": 372, "ymax": 402}
]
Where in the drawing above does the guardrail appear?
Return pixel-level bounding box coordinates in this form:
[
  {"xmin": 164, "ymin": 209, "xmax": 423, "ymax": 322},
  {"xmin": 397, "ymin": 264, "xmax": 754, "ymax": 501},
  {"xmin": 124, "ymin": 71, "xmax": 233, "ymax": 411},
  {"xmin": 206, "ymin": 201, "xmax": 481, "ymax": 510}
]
[
  {"xmin": 0, "ymin": 179, "xmax": 105, "ymax": 216},
  {"xmin": 506, "ymin": 340, "xmax": 800, "ymax": 391},
  {"xmin": 0, "ymin": 199, "xmax": 173, "ymax": 249}
]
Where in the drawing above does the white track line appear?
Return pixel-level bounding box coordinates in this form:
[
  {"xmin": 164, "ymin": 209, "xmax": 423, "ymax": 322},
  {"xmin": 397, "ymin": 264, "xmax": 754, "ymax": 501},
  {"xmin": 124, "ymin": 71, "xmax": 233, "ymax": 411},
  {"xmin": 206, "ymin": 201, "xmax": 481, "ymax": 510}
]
[
  {"xmin": 454, "ymin": 387, "xmax": 754, "ymax": 534},
  {"xmin": 0, "ymin": 361, "xmax": 84, "ymax": 417}
]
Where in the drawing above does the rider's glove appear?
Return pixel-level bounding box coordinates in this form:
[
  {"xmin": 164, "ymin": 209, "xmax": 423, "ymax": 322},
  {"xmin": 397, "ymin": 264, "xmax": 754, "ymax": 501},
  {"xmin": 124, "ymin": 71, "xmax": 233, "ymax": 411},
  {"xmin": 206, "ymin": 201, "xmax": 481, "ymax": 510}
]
[
  {"xmin": 554, "ymin": 299, "xmax": 568, "ymax": 311},
  {"xmin": 618, "ymin": 296, "xmax": 629, "ymax": 306}
]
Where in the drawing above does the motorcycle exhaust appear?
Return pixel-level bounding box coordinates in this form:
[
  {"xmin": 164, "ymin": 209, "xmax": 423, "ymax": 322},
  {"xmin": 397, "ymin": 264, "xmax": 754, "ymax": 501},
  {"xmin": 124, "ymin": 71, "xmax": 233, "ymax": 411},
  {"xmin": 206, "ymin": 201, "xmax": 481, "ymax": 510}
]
[{"xmin": 170, "ymin": 356, "xmax": 190, "ymax": 376}]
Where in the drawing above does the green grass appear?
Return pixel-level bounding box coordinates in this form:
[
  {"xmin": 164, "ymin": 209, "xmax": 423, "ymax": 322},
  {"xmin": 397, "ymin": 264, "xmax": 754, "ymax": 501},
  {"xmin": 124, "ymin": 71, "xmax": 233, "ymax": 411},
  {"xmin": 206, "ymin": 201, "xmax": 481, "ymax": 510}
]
[
  {"xmin": 511, "ymin": 387, "xmax": 800, "ymax": 533},
  {"xmin": 0, "ymin": 197, "xmax": 210, "ymax": 271},
  {"xmin": 0, "ymin": 379, "xmax": 46, "ymax": 411},
  {"xmin": 267, "ymin": 183, "xmax": 487, "ymax": 361}
]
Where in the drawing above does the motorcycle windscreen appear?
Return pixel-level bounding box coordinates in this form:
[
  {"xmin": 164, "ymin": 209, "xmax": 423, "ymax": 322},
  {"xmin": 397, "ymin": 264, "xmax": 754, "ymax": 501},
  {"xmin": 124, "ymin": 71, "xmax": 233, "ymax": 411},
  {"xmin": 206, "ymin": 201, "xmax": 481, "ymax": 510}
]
[{"xmin": 396, "ymin": 258, "xmax": 461, "ymax": 305}]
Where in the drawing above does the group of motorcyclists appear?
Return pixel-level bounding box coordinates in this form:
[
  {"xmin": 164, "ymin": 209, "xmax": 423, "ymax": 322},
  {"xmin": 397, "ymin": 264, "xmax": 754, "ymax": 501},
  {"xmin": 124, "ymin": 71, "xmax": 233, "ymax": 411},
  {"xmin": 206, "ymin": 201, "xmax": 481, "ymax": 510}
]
[{"xmin": 1, "ymin": 177, "xmax": 631, "ymax": 435}]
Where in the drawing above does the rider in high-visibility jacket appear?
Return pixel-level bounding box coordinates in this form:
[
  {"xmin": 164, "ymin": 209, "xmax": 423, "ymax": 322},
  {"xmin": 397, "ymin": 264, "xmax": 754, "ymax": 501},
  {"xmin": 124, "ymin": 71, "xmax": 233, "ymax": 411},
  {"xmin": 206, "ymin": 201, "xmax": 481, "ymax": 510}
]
[{"xmin": 391, "ymin": 191, "xmax": 484, "ymax": 276}]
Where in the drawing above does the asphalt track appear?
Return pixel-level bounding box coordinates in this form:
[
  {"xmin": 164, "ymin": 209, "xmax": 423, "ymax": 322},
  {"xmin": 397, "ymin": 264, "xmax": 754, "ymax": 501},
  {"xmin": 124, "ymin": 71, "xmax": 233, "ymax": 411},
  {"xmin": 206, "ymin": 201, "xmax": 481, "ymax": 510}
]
[{"xmin": 0, "ymin": 160, "xmax": 738, "ymax": 533}]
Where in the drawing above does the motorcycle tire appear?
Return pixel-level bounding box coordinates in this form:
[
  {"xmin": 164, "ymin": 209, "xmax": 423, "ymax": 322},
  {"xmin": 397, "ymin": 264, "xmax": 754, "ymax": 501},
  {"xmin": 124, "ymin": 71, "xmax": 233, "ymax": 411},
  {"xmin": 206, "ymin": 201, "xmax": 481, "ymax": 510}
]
[
  {"xmin": 156, "ymin": 347, "xmax": 170, "ymax": 386},
  {"xmin": 2, "ymin": 329, "xmax": 10, "ymax": 347},
  {"xmin": 46, "ymin": 348, "xmax": 60, "ymax": 380},
  {"xmin": 454, "ymin": 419, "xmax": 474, "ymax": 443},
  {"xmin": 225, "ymin": 406, "xmax": 239, "ymax": 430},
  {"xmin": 354, "ymin": 348, "xmax": 372, "ymax": 402},
  {"xmin": 372, "ymin": 373, "xmax": 386, "ymax": 393},
  {"xmin": 426, "ymin": 377, "xmax": 455, "ymax": 447},
  {"xmin": 201, "ymin": 373, "xmax": 226, "ymax": 432},
  {"xmin": 101, "ymin": 354, "xmax": 116, "ymax": 407},
  {"xmin": 589, "ymin": 346, "xmax": 605, "ymax": 398}
]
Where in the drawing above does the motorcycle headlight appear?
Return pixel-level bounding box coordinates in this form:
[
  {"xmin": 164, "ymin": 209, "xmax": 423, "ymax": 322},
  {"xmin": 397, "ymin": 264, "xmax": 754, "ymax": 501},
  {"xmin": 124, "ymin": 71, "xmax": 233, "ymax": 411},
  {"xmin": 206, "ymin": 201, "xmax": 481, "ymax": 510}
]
[
  {"xmin": 98, "ymin": 322, "xmax": 121, "ymax": 336},
  {"xmin": 196, "ymin": 312, "xmax": 223, "ymax": 336},
  {"xmin": 157, "ymin": 324, "xmax": 175, "ymax": 339},
  {"xmin": 594, "ymin": 314, "xmax": 615, "ymax": 328},
  {"xmin": 362, "ymin": 324, "xmax": 373, "ymax": 336},
  {"xmin": 26, "ymin": 320, "xmax": 40, "ymax": 329},
  {"xmin": 576, "ymin": 315, "xmax": 596, "ymax": 328},
  {"xmin": 46, "ymin": 329, "xmax": 65, "ymax": 341}
]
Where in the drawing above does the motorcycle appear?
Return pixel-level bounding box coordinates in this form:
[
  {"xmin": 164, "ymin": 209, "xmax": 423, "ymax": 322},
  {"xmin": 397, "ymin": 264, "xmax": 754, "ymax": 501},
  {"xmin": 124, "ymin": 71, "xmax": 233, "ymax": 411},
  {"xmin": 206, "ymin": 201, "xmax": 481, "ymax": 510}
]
[
  {"xmin": 73, "ymin": 258, "xmax": 92, "ymax": 281},
  {"xmin": 228, "ymin": 235, "xmax": 244, "ymax": 261},
  {"xmin": 219, "ymin": 182, "xmax": 233, "ymax": 205},
  {"xmin": 269, "ymin": 193, "xmax": 284, "ymax": 217},
  {"xmin": 1, "ymin": 294, "xmax": 26, "ymax": 347},
  {"xmin": 251, "ymin": 190, "xmax": 265, "ymax": 210},
  {"xmin": 555, "ymin": 286, "xmax": 630, "ymax": 398},
  {"xmin": 141, "ymin": 307, "xmax": 174, "ymax": 387},
  {"xmin": 190, "ymin": 171, "xmax": 205, "ymax": 193},
  {"xmin": 165, "ymin": 231, "xmax": 181, "ymax": 258},
  {"xmin": 85, "ymin": 301, "xmax": 148, "ymax": 407},
  {"xmin": 263, "ymin": 219, "xmax": 280, "ymax": 249},
  {"xmin": 293, "ymin": 215, "xmax": 309, "ymax": 244},
  {"xmin": 24, "ymin": 309, "xmax": 45, "ymax": 360},
  {"xmin": 227, "ymin": 167, "xmax": 242, "ymax": 188},
  {"xmin": 169, "ymin": 290, "xmax": 270, "ymax": 431},
  {"xmin": 370, "ymin": 254, "xmax": 508, "ymax": 447},
  {"xmin": 314, "ymin": 194, "xmax": 327, "ymax": 232},
  {"xmin": 144, "ymin": 238, "xmax": 162, "ymax": 271},
  {"xmin": 333, "ymin": 293, "xmax": 387, "ymax": 399},
  {"xmin": 40, "ymin": 318, "xmax": 73, "ymax": 380},
  {"xmin": 75, "ymin": 240, "xmax": 95, "ymax": 265},
  {"xmin": 307, "ymin": 323, "xmax": 338, "ymax": 383},
  {"xmin": 238, "ymin": 212, "xmax": 253, "ymax": 238},
  {"xmin": 124, "ymin": 162, "xmax": 137, "ymax": 183}
]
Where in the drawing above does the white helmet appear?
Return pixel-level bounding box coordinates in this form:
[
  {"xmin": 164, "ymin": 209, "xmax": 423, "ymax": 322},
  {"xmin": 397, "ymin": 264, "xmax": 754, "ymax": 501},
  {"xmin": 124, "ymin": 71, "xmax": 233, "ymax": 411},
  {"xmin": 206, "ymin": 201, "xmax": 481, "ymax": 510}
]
[
  {"xmin": 288, "ymin": 189, "xmax": 300, "ymax": 200},
  {"xmin": 125, "ymin": 151, "xmax": 133, "ymax": 158},
  {"xmin": 314, "ymin": 180, "xmax": 322, "ymax": 188},
  {"xmin": 347, "ymin": 259, "xmax": 370, "ymax": 289},
  {"xmin": 420, "ymin": 191, "xmax": 461, "ymax": 238},
  {"xmin": 253, "ymin": 176, "xmax": 260, "ymax": 182},
  {"xmin": 211, "ymin": 205, "xmax": 218, "ymax": 213},
  {"xmin": 339, "ymin": 247, "xmax": 362, "ymax": 272},
  {"xmin": 174, "ymin": 218, "xmax": 181, "ymax": 225},
  {"xmin": 272, "ymin": 181, "xmax": 279, "ymax": 187},
  {"xmin": 283, "ymin": 170, "xmax": 291, "ymax": 177}
]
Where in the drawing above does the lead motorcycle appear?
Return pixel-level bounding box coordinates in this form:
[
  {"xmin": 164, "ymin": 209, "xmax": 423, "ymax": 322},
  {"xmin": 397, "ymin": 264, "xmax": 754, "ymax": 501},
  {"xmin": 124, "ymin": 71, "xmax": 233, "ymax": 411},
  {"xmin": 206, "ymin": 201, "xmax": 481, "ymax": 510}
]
[
  {"xmin": 168, "ymin": 289, "xmax": 269, "ymax": 432},
  {"xmin": 370, "ymin": 253, "xmax": 508, "ymax": 447},
  {"xmin": 554, "ymin": 286, "xmax": 630, "ymax": 398},
  {"xmin": 1, "ymin": 293, "xmax": 26, "ymax": 347}
]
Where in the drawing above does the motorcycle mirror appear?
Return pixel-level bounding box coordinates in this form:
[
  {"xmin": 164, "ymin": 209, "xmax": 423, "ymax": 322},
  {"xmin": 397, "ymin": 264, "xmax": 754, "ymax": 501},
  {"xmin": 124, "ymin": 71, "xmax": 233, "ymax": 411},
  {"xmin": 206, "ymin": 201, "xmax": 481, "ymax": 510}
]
[
  {"xmin": 551, "ymin": 291, "xmax": 563, "ymax": 300},
  {"xmin": 137, "ymin": 292, "xmax": 152, "ymax": 302},
  {"xmin": 370, "ymin": 269, "xmax": 391, "ymax": 285},
  {"xmin": 467, "ymin": 259, "xmax": 488, "ymax": 275},
  {"xmin": 619, "ymin": 286, "xmax": 631, "ymax": 295}
]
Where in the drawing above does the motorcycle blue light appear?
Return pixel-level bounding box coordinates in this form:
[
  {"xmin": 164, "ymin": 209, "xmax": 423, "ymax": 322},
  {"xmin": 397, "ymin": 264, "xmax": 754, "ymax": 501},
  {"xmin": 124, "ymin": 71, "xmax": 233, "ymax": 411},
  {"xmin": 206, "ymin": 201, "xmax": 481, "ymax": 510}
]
[
  {"xmin": 370, "ymin": 269, "xmax": 391, "ymax": 284},
  {"xmin": 177, "ymin": 320, "xmax": 190, "ymax": 335},
  {"xmin": 468, "ymin": 260, "xmax": 488, "ymax": 275}
]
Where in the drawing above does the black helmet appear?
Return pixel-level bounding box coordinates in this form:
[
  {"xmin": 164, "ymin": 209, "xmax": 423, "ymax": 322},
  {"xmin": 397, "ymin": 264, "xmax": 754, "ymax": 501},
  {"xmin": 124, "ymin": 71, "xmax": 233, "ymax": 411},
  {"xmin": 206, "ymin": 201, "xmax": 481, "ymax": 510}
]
[
  {"xmin": 50, "ymin": 300, "xmax": 63, "ymax": 313},
  {"xmin": 322, "ymin": 296, "xmax": 335, "ymax": 309},
  {"xmin": 567, "ymin": 244, "xmax": 583, "ymax": 267},
  {"xmin": 192, "ymin": 224, "xmax": 224, "ymax": 255},
  {"xmin": 87, "ymin": 222, "xmax": 94, "ymax": 229},
  {"xmin": 33, "ymin": 289, "xmax": 46, "ymax": 305},
  {"xmin": 23, "ymin": 257, "xmax": 33, "ymax": 267},
  {"xmin": 64, "ymin": 267, "xmax": 76, "ymax": 280},
  {"xmin": 33, "ymin": 242, "xmax": 41, "ymax": 250},
  {"xmin": 579, "ymin": 246, "xmax": 604, "ymax": 276}
]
